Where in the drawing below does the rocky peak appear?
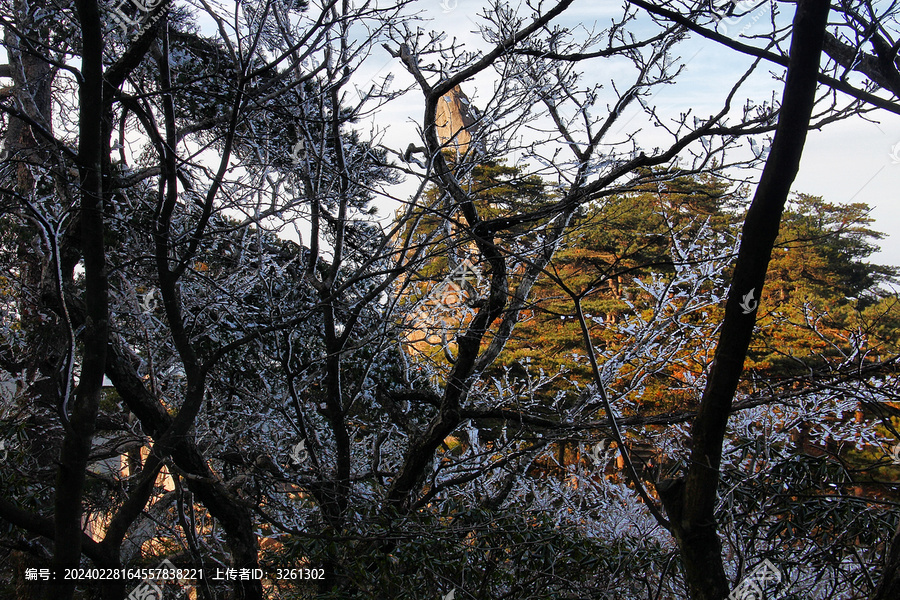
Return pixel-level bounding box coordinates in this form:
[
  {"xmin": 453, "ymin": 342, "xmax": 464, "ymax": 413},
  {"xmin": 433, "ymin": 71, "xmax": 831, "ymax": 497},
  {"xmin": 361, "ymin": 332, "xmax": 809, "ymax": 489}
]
[{"xmin": 436, "ymin": 85, "xmax": 478, "ymax": 154}]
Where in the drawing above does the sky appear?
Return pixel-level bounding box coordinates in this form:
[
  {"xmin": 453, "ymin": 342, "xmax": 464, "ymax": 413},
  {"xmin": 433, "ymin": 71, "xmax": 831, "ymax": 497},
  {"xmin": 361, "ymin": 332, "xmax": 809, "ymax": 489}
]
[
  {"xmin": 6, "ymin": 0, "xmax": 896, "ymax": 268},
  {"xmin": 354, "ymin": 0, "xmax": 900, "ymax": 269}
]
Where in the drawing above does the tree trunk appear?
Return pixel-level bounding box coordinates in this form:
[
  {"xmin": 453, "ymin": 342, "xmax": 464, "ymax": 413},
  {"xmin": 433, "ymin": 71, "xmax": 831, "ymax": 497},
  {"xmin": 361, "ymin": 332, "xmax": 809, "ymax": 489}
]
[
  {"xmin": 103, "ymin": 331, "xmax": 264, "ymax": 600},
  {"xmin": 664, "ymin": 2, "xmax": 831, "ymax": 599},
  {"xmin": 872, "ymin": 519, "xmax": 900, "ymax": 600},
  {"xmin": 52, "ymin": 1, "xmax": 107, "ymax": 599}
]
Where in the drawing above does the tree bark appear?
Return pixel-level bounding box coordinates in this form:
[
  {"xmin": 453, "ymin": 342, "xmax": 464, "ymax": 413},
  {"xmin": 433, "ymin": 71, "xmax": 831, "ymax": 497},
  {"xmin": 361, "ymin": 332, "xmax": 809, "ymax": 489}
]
[
  {"xmin": 51, "ymin": 1, "xmax": 107, "ymax": 598},
  {"xmin": 663, "ymin": 2, "xmax": 832, "ymax": 599},
  {"xmin": 872, "ymin": 520, "xmax": 900, "ymax": 600},
  {"xmin": 103, "ymin": 332, "xmax": 263, "ymax": 600}
]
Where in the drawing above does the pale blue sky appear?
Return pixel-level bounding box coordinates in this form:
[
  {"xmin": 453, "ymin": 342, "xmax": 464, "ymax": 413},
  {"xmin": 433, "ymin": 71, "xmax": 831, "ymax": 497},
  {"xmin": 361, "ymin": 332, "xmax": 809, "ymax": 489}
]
[{"xmin": 374, "ymin": 0, "xmax": 900, "ymax": 268}]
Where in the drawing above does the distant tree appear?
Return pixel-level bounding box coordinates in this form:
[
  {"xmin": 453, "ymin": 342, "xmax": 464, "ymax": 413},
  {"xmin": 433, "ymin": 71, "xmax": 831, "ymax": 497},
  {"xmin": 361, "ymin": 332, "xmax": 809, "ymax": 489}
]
[
  {"xmin": 502, "ymin": 173, "xmax": 737, "ymax": 405},
  {"xmin": 749, "ymin": 194, "xmax": 898, "ymax": 374}
]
